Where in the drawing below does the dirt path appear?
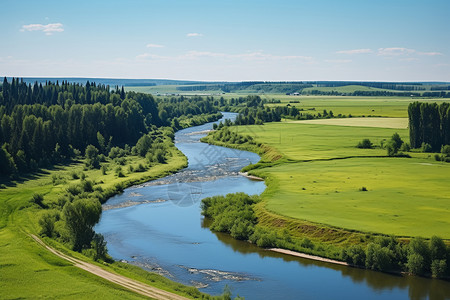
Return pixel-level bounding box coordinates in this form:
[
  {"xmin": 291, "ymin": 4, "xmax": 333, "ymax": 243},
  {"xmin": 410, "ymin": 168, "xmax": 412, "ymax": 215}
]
[
  {"xmin": 269, "ymin": 248, "xmax": 349, "ymax": 266},
  {"xmin": 30, "ymin": 234, "xmax": 189, "ymax": 300}
]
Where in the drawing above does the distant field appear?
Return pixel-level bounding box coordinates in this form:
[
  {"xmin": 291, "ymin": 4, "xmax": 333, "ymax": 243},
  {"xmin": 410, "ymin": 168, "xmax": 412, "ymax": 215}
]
[
  {"xmin": 125, "ymin": 86, "xmax": 446, "ymax": 118},
  {"xmin": 288, "ymin": 117, "xmax": 408, "ymax": 129},
  {"xmin": 235, "ymin": 122, "xmax": 408, "ymax": 161},
  {"xmin": 263, "ymin": 96, "xmax": 447, "ymax": 118},
  {"xmin": 233, "ymin": 121, "xmax": 450, "ymax": 239}
]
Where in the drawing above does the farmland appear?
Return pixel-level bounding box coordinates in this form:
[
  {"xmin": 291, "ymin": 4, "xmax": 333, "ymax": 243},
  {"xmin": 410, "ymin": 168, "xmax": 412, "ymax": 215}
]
[{"xmin": 224, "ymin": 118, "xmax": 450, "ymax": 239}]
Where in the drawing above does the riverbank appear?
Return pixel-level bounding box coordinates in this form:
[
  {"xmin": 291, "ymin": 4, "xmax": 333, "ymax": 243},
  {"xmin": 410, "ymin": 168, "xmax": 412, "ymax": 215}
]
[
  {"xmin": 269, "ymin": 248, "xmax": 349, "ymax": 266},
  {"xmin": 200, "ymin": 123, "xmax": 450, "ymax": 281},
  {"xmin": 0, "ymin": 138, "xmax": 218, "ymax": 299}
]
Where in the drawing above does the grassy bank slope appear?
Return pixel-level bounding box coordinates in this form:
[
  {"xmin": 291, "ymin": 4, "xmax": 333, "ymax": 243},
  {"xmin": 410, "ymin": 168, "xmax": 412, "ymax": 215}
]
[{"xmin": 0, "ymin": 148, "xmax": 213, "ymax": 299}]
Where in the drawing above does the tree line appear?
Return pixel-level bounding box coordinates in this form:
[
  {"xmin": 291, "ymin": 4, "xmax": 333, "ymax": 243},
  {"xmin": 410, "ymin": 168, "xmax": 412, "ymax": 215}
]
[
  {"xmin": 408, "ymin": 102, "xmax": 450, "ymax": 151},
  {"xmin": 0, "ymin": 78, "xmax": 220, "ymax": 177},
  {"xmin": 202, "ymin": 193, "xmax": 450, "ymax": 279}
]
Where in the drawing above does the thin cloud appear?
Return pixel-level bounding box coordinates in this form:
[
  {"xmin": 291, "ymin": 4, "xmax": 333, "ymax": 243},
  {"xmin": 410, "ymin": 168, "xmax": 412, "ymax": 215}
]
[
  {"xmin": 187, "ymin": 33, "xmax": 203, "ymax": 37},
  {"xmin": 336, "ymin": 49, "xmax": 372, "ymax": 54},
  {"xmin": 146, "ymin": 43, "xmax": 164, "ymax": 48},
  {"xmin": 181, "ymin": 50, "xmax": 312, "ymax": 62},
  {"xmin": 418, "ymin": 52, "xmax": 443, "ymax": 56},
  {"xmin": 325, "ymin": 59, "xmax": 352, "ymax": 63},
  {"xmin": 136, "ymin": 50, "xmax": 313, "ymax": 63},
  {"xmin": 378, "ymin": 47, "xmax": 415, "ymax": 56},
  {"xmin": 136, "ymin": 53, "xmax": 167, "ymax": 60},
  {"xmin": 20, "ymin": 23, "xmax": 64, "ymax": 35}
]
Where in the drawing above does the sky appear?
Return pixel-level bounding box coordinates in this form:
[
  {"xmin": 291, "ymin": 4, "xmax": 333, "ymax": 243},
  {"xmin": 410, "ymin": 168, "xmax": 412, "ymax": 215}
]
[{"xmin": 1, "ymin": 0, "xmax": 449, "ymax": 82}]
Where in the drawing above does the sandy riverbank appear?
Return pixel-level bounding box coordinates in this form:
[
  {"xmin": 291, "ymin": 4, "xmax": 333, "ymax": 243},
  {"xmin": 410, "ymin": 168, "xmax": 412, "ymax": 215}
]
[{"xmin": 269, "ymin": 248, "xmax": 349, "ymax": 266}]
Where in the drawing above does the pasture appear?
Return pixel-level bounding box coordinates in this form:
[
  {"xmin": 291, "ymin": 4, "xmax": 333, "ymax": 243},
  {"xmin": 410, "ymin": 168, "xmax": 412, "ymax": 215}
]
[
  {"xmin": 261, "ymin": 158, "xmax": 450, "ymax": 238},
  {"xmin": 234, "ymin": 122, "xmax": 409, "ymax": 161},
  {"xmin": 233, "ymin": 121, "xmax": 450, "ymax": 239}
]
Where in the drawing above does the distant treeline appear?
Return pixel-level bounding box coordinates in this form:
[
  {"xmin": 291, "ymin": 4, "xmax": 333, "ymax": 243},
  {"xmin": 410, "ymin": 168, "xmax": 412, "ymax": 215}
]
[
  {"xmin": 408, "ymin": 102, "xmax": 450, "ymax": 150},
  {"xmin": 304, "ymin": 90, "xmax": 450, "ymax": 97},
  {"xmin": 177, "ymin": 82, "xmax": 313, "ymax": 94},
  {"xmin": 310, "ymin": 81, "xmax": 426, "ymax": 91},
  {"xmin": 0, "ymin": 78, "xmax": 219, "ymax": 177}
]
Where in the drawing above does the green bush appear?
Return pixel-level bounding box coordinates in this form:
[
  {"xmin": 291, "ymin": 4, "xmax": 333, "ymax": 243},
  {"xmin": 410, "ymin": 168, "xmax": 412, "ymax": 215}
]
[
  {"xmin": 356, "ymin": 139, "xmax": 373, "ymax": 149},
  {"xmin": 421, "ymin": 142, "xmax": 432, "ymax": 153}
]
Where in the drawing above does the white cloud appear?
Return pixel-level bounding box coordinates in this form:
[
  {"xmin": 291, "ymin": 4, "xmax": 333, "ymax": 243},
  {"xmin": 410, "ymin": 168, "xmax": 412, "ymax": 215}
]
[
  {"xmin": 20, "ymin": 23, "xmax": 64, "ymax": 35},
  {"xmin": 136, "ymin": 53, "xmax": 167, "ymax": 60},
  {"xmin": 336, "ymin": 49, "xmax": 372, "ymax": 54},
  {"xmin": 186, "ymin": 33, "xmax": 203, "ymax": 37},
  {"xmin": 146, "ymin": 43, "xmax": 164, "ymax": 48},
  {"xmin": 418, "ymin": 52, "xmax": 443, "ymax": 56},
  {"xmin": 377, "ymin": 47, "xmax": 415, "ymax": 56}
]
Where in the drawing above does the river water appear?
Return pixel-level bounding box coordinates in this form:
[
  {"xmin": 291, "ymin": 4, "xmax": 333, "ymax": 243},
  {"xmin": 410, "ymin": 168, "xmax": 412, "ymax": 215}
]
[{"xmin": 96, "ymin": 112, "xmax": 450, "ymax": 300}]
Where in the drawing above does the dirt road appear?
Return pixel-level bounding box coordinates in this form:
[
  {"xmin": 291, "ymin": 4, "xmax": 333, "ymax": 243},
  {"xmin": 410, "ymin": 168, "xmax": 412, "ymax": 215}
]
[{"xmin": 30, "ymin": 234, "xmax": 189, "ymax": 300}]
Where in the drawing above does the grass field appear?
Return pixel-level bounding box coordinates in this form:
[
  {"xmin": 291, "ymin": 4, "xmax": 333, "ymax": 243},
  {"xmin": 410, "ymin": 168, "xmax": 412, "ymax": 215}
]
[
  {"xmin": 262, "ymin": 158, "xmax": 450, "ymax": 238},
  {"xmin": 230, "ymin": 121, "xmax": 450, "ymax": 239},
  {"xmin": 234, "ymin": 122, "xmax": 409, "ymax": 161},
  {"xmin": 0, "ymin": 149, "xmax": 212, "ymax": 299}
]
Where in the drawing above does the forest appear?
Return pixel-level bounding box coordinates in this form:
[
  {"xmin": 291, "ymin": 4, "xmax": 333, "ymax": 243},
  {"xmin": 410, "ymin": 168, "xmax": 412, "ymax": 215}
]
[
  {"xmin": 408, "ymin": 102, "xmax": 450, "ymax": 150},
  {"xmin": 0, "ymin": 78, "xmax": 219, "ymax": 177}
]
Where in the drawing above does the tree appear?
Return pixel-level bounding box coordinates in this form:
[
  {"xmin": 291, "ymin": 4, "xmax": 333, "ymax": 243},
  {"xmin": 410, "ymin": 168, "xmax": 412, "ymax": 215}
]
[
  {"xmin": 85, "ymin": 144, "xmax": 100, "ymax": 169},
  {"xmin": 91, "ymin": 233, "xmax": 108, "ymax": 261},
  {"xmin": 62, "ymin": 199, "xmax": 102, "ymax": 251},
  {"xmin": 407, "ymin": 253, "xmax": 425, "ymax": 275},
  {"xmin": 386, "ymin": 133, "xmax": 404, "ymax": 156}
]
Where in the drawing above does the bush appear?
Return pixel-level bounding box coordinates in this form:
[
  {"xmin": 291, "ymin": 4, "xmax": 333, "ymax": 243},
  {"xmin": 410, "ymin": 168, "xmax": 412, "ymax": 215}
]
[
  {"xmin": 407, "ymin": 253, "xmax": 425, "ymax": 275},
  {"xmin": 356, "ymin": 139, "xmax": 373, "ymax": 149},
  {"xmin": 85, "ymin": 145, "xmax": 100, "ymax": 169},
  {"xmin": 32, "ymin": 193, "xmax": 45, "ymax": 208},
  {"xmin": 91, "ymin": 233, "xmax": 108, "ymax": 261},
  {"xmin": 421, "ymin": 142, "xmax": 432, "ymax": 153},
  {"xmin": 400, "ymin": 142, "xmax": 411, "ymax": 152},
  {"xmin": 431, "ymin": 259, "xmax": 447, "ymax": 278},
  {"xmin": 39, "ymin": 210, "xmax": 60, "ymax": 237}
]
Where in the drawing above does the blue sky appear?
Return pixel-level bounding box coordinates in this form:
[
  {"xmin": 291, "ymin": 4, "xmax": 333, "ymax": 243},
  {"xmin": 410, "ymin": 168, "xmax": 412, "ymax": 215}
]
[{"xmin": 1, "ymin": 0, "xmax": 449, "ymax": 81}]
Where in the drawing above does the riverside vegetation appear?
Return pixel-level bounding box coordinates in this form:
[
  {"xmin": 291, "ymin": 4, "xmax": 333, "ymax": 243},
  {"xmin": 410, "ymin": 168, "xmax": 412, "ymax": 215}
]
[
  {"xmin": 201, "ymin": 100, "xmax": 450, "ymax": 279},
  {"xmin": 0, "ymin": 78, "xmax": 245, "ymax": 299}
]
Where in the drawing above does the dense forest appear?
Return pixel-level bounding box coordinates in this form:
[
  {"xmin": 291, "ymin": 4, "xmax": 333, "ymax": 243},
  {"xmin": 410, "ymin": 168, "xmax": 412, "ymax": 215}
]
[
  {"xmin": 408, "ymin": 102, "xmax": 450, "ymax": 150},
  {"xmin": 0, "ymin": 78, "xmax": 219, "ymax": 177}
]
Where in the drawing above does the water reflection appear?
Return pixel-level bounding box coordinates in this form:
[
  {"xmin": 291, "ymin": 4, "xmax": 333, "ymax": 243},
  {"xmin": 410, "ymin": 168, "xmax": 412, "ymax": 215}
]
[{"xmin": 206, "ymin": 220, "xmax": 450, "ymax": 300}]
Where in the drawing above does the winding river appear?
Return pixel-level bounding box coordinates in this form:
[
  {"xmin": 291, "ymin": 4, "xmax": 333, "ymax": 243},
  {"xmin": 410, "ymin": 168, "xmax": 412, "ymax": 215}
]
[{"xmin": 96, "ymin": 112, "xmax": 450, "ymax": 300}]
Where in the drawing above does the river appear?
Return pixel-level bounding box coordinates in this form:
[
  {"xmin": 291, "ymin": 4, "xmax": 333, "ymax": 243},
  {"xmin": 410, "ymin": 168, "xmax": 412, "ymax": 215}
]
[{"xmin": 96, "ymin": 112, "xmax": 450, "ymax": 300}]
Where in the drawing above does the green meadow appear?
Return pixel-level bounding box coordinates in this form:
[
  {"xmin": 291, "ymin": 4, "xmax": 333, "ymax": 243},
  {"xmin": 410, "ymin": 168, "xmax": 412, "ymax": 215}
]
[
  {"xmin": 231, "ymin": 120, "xmax": 450, "ymax": 239},
  {"xmin": 0, "ymin": 150, "xmax": 212, "ymax": 299}
]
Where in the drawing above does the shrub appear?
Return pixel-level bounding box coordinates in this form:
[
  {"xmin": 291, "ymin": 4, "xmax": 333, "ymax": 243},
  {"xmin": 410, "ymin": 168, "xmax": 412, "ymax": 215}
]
[
  {"xmin": 39, "ymin": 210, "xmax": 60, "ymax": 237},
  {"xmin": 356, "ymin": 139, "xmax": 373, "ymax": 149},
  {"xmin": 421, "ymin": 142, "xmax": 432, "ymax": 153},
  {"xmin": 32, "ymin": 193, "xmax": 45, "ymax": 208},
  {"xmin": 431, "ymin": 259, "xmax": 447, "ymax": 278}
]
